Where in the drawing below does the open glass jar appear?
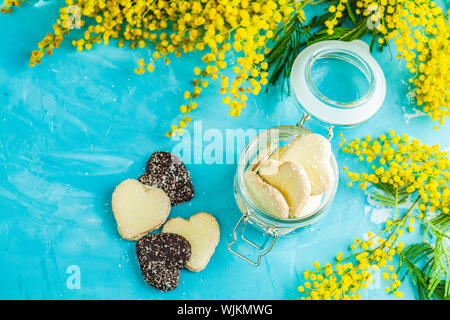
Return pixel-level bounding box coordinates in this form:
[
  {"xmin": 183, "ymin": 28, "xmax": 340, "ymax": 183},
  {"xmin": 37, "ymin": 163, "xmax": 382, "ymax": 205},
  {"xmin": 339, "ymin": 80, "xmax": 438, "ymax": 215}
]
[
  {"xmin": 229, "ymin": 125, "xmax": 339, "ymax": 265},
  {"xmin": 228, "ymin": 40, "xmax": 386, "ymax": 266}
]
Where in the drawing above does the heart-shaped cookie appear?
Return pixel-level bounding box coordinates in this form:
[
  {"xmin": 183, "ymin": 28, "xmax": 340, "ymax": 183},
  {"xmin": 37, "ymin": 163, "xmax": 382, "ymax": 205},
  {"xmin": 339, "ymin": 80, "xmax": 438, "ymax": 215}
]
[
  {"xmin": 136, "ymin": 233, "xmax": 191, "ymax": 291},
  {"xmin": 279, "ymin": 134, "xmax": 334, "ymax": 196},
  {"xmin": 112, "ymin": 179, "xmax": 171, "ymax": 240},
  {"xmin": 162, "ymin": 212, "xmax": 220, "ymax": 272},
  {"xmin": 302, "ymin": 160, "xmax": 334, "ymax": 195},
  {"xmin": 300, "ymin": 195, "xmax": 323, "ymax": 217},
  {"xmin": 260, "ymin": 161, "xmax": 311, "ymax": 218},
  {"xmin": 244, "ymin": 170, "xmax": 289, "ymax": 219},
  {"xmin": 280, "ymin": 133, "xmax": 331, "ymax": 163},
  {"xmin": 139, "ymin": 151, "xmax": 194, "ymax": 206}
]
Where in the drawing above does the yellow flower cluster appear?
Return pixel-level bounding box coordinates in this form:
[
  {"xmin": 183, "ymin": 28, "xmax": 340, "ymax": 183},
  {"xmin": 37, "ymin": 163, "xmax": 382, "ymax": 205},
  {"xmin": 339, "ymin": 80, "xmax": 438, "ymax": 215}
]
[
  {"xmin": 340, "ymin": 131, "xmax": 450, "ymax": 217},
  {"xmin": 326, "ymin": 0, "xmax": 450, "ymax": 128},
  {"xmin": 298, "ymin": 226, "xmax": 408, "ymax": 300},
  {"xmin": 0, "ymin": 0, "xmax": 23, "ymax": 14},
  {"xmin": 325, "ymin": 0, "xmax": 348, "ymax": 34},
  {"xmin": 29, "ymin": 33, "xmax": 63, "ymax": 67},
  {"xmin": 298, "ymin": 132, "xmax": 449, "ymax": 300},
  {"xmin": 29, "ymin": 0, "xmax": 304, "ymax": 137}
]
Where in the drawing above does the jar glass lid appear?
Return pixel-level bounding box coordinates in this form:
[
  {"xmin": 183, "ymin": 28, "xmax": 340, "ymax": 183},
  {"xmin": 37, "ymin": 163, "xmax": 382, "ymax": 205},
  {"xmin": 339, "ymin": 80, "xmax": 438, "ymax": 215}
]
[{"xmin": 290, "ymin": 40, "xmax": 386, "ymax": 126}]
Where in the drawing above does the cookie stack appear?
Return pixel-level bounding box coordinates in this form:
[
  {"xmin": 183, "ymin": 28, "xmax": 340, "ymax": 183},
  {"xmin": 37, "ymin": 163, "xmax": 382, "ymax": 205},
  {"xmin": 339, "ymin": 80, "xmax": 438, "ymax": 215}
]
[
  {"xmin": 111, "ymin": 151, "xmax": 220, "ymax": 291},
  {"xmin": 245, "ymin": 134, "xmax": 334, "ymax": 219}
]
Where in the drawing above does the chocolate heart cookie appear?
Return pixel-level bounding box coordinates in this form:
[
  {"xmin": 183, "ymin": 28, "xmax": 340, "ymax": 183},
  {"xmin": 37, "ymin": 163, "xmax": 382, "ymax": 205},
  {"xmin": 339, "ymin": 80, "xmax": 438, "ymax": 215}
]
[
  {"xmin": 139, "ymin": 151, "xmax": 194, "ymax": 206},
  {"xmin": 136, "ymin": 233, "xmax": 191, "ymax": 292}
]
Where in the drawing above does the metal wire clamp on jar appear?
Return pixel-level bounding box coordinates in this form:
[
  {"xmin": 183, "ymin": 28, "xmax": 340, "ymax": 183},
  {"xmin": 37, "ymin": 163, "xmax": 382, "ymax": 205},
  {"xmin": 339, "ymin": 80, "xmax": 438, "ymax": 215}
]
[{"xmin": 228, "ymin": 40, "xmax": 387, "ymax": 266}]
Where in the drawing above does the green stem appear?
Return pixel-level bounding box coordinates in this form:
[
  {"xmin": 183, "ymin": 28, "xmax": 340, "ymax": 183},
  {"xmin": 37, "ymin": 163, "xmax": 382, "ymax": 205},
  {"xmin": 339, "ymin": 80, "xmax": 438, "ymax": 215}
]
[
  {"xmin": 345, "ymin": 0, "xmax": 358, "ymax": 26},
  {"xmin": 370, "ymin": 30, "xmax": 379, "ymax": 52}
]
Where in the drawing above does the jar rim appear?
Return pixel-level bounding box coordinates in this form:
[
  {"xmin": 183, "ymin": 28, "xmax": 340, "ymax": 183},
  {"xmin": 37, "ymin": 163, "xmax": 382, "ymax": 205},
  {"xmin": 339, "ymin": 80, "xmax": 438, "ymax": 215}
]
[
  {"xmin": 235, "ymin": 125, "xmax": 339, "ymax": 229},
  {"xmin": 290, "ymin": 40, "xmax": 387, "ymax": 126},
  {"xmin": 305, "ymin": 47, "xmax": 376, "ymax": 109}
]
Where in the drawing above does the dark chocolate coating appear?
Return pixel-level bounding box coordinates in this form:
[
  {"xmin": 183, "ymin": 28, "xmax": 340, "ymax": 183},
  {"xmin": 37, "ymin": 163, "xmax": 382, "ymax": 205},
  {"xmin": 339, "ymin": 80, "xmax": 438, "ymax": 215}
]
[
  {"xmin": 136, "ymin": 233, "xmax": 191, "ymax": 292},
  {"xmin": 139, "ymin": 151, "xmax": 194, "ymax": 206}
]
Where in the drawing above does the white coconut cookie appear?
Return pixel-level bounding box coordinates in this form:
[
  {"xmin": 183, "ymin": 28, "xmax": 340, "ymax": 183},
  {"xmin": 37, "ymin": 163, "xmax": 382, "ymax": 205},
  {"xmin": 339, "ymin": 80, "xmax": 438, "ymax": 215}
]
[
  {"xmin": 279, "ymin": 134, "xmax": 333, "ymax": 196},
  {"xmin": 302, "ymin": 160, "xmax": 334, "ymax": 196},
  {"xmin": 298, "ymin": 195, "xmax": 323, "ymax": 218},
  {"xmin": 260, "ymin": 161, "xmax": 312, "ymax": 218},
  {"xmin": 112, "ymin": 179, "xmax": 171, "ymax": 240},
  {"xmin": 162, "ymin": 212, "xmax": 220, "ymax": 272},
  {"xmin": 244, "ymin": 170, "xmax": 289, "ymax": 219},
  {"xmin": 280, "ymin": 133, "xmax": 332, "ymax": 164}
]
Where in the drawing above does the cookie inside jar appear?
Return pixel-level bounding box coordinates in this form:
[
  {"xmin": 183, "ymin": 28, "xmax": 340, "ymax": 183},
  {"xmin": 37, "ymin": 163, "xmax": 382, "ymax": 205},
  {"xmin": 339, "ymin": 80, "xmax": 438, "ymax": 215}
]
[{"xmin": 238, "ymin": 126, "xmax": 339, "ymax": 223}]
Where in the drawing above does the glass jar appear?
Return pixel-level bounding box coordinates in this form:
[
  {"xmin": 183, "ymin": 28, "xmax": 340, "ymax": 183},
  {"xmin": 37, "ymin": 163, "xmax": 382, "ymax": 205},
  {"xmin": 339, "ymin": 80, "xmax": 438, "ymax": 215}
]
[
  {"xmin": 228, "ymin": 125, "xmax": 339, "ymax": 266},
  {"xmin": 228, "ymin": 40, "xmax": 386, "ymax": 266}
]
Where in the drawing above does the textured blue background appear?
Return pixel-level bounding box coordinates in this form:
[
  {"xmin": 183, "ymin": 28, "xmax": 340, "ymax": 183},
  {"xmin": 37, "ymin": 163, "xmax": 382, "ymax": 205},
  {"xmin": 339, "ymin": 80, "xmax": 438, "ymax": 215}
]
[{"xmin": 0, "ymin": 1, "xmax": 448, "ymax": 299}]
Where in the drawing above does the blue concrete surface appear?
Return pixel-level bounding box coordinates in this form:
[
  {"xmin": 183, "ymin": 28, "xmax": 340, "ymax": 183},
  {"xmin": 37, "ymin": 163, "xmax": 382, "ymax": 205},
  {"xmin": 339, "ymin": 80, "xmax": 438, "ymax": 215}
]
[{"xmin": 0, "ymin": 1, "xmax": 448, "ymax": 299}]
